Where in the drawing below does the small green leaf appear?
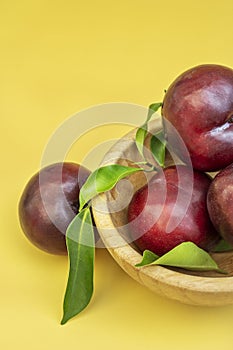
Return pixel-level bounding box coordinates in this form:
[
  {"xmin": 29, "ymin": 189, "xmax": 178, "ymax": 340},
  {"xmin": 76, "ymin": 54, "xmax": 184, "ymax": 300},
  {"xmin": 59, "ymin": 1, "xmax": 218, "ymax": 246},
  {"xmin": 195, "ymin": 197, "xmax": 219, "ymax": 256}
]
[
  {"xmin": 135, "ymin": 250, "xmax": 159, "ymax": 267},
  {"xmin": 152, "ymin": 242, "xmax": 225, "ymax": 273},
  {"xmin": 135, "ymin": 123, "xmax": 147, "ymax": 157},
  {"xmin": 61, "ymin": 207, "xmax": 95, "ymax": 325},
  {"xmin": 135, "ymin": 102, "xmax": 162, "ymax": 157},
  {"xmin": 135, "ymin": 242, "xmax": 226, "ymax": 274},
  {"xmin": 146, "ymin": 102, "xmax": 163, "ymax": 122},
  {"xmin": 213, "ymin": 239, "xmax": 233, "ymax": 252},
  {"xmin": 150, "ymin": 131, "xmax": 166, "ymax": 167},
  {"xmin": 79, "ymin": 164, "xmax": 143, "ymax": 210}
]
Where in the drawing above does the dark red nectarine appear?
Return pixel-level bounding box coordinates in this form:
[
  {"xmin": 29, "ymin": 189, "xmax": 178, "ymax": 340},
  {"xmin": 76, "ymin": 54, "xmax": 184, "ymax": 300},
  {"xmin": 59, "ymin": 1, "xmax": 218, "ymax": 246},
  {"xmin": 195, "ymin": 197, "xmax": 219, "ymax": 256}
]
[
  {"xmin": 162, "ymin": 64, "xmax": 233, "ymax": 172},
  {"xmin": 128, "ymin": 165, "xmax": 220, "ymax": 256},
  {"xmin": 18, "ymin": 162, "xmax": 91, "ymax": 255},
  {"xmin": 207, "ymin": 164, "xmax": 233, "ymax": 245}
]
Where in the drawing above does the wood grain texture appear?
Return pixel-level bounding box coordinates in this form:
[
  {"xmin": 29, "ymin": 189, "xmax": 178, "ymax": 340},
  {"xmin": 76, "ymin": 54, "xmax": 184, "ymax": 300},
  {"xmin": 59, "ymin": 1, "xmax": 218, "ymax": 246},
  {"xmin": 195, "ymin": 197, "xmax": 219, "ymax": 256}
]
[{"xmin": 92, "ymin": 116, "xmax": 233, "ymax": 306}]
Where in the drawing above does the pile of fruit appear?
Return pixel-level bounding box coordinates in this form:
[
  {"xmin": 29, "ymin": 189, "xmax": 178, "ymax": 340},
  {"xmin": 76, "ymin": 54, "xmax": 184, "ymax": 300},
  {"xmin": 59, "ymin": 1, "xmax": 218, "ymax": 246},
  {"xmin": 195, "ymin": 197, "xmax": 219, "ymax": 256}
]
[
  {"xmin": 18, "ymin": 64, "xmax": 233, "ymax": 324},
  {"xmin": 129, "ymin": 64, "xmax": 233, "ymax": 256}
]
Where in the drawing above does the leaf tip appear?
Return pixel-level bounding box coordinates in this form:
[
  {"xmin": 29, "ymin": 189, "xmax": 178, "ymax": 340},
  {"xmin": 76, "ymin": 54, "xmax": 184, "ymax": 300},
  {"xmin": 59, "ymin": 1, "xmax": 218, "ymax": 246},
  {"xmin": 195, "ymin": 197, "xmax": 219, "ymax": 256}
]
[
  {"xmin": 60, "ymin": 316, "xmax": 68, "ymax": 325},
  {"xmin": 135, "ymin": 263, "xmax": 141, "ymax": 267}
]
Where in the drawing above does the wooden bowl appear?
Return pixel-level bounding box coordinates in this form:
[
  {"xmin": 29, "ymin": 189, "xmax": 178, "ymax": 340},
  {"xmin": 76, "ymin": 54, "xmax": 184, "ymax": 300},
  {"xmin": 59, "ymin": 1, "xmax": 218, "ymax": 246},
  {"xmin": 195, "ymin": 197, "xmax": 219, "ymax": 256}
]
[{"xmin": 92, "ymin": 117, "xmax": 233, "ymax": 306}]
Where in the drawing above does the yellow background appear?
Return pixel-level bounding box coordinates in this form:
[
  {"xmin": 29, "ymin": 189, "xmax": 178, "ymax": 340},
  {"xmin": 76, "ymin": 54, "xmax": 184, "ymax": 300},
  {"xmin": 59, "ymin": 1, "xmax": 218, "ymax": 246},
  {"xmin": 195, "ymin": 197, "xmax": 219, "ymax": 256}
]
[{"xmin": 1, "ymin": 1, "xmax": 233, "ymax": 349}]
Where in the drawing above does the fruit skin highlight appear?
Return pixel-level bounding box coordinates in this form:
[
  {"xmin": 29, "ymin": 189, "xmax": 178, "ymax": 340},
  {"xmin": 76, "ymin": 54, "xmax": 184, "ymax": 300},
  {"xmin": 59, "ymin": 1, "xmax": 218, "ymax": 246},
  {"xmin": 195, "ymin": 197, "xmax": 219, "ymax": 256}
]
[
  {"xmin": 128, "ymin": 165, "xmax": 220, "ymax": 256},
  {"xmin": 18, "ymin": 162, "xmax": 91, "ymax": 255},
  {"xmin": 207, "ymin": 163, "xmax": 233, "ymax": 246},
  {"xmin": 162, "ymin": 64, "xmax": 233, "ymax": 172}
]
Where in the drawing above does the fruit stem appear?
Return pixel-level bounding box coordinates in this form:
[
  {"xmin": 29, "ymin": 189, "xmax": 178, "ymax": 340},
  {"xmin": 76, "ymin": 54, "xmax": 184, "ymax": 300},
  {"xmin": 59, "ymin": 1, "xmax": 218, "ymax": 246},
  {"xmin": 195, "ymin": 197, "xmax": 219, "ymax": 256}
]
[{"xmin": 135, "ymin": 161, "xmax": 158, "ymax": 173}]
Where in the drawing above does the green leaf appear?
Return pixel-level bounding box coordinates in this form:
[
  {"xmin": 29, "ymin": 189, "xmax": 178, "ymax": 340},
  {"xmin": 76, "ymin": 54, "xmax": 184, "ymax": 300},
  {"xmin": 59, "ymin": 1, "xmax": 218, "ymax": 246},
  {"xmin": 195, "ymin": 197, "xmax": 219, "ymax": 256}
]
[
  {"xmin": 135, "ymin": 242, "xmax": 226, "ymax": 273},
  {"xmin": 213, "ymin": 239, "xmax": 233, "ymax": 252},
  {"xmin": 146, "ymin": 102, "xmax": 163, "ymax": 122},
  {"xmin": 152, "ymin": 242, "xmax": 225, "ymax": 273},
  {"xmin": 135, "ymin": 102, "xmax": 162, "ymax": 157},
  {"xmin": 135, "ymin": 250, "xmax": 159, "ymax": 267},
  {"xmin": 150, "ymin": 131, "xmax": 166, "ymax": 167},
  {"xmin": 61, "ymin": 207, "xmax": 95, "ymax": 325},
  {"xmin": 135, "ymin": 123, "xmax": 147, "ymax": 157},
  {"xmin": 79, "ymin": 164, "xmax": 143, "ymax": 210}
]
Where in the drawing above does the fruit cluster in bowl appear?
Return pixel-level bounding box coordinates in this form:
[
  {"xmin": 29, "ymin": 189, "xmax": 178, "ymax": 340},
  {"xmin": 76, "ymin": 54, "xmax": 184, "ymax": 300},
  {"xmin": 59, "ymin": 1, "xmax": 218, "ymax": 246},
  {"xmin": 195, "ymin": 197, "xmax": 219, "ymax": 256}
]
[
  {"xmin": 128, "ymin": 64, "xmax": 233, "ymax": 259},
  {"xmin": 18, "ymin": 63, "xmax": 233, "ymax": 324}
]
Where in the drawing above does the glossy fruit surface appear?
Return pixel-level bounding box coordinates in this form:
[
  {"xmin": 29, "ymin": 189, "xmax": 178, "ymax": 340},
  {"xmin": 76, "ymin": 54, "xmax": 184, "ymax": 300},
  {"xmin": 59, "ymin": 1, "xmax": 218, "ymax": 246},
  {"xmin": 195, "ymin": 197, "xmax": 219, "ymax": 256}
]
[
  {"xmin": 207, "ymin": 163, "xmax": 233, "ymax": 245},
  {"xmin": 19, "ymin": 162, "xmax": 91, "ymax": 254},
  {"xmin": 162, "ymin": 64, "xmax": 233, "ymax": 171},
  {"xmin": 128, "ymin": 165, "xmax": 220, "ymax": 256}
]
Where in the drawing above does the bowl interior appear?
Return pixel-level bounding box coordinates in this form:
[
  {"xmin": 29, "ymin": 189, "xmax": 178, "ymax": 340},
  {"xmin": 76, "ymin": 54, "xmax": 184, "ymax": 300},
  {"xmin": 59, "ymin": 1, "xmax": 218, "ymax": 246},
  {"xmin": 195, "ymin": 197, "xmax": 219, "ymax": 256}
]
[{"xmin": 107, "ymin": 171, "xmax": 233, "ymax": 278}]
